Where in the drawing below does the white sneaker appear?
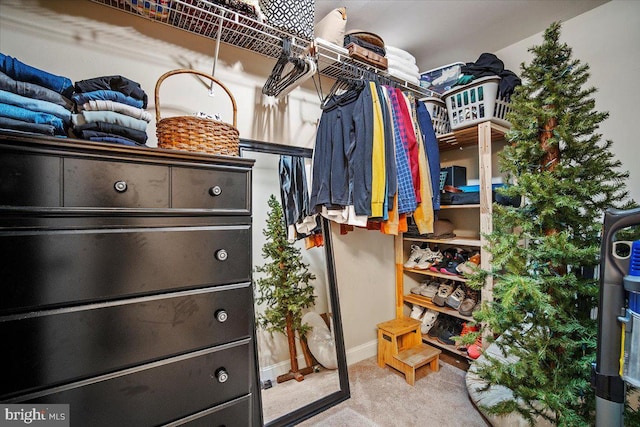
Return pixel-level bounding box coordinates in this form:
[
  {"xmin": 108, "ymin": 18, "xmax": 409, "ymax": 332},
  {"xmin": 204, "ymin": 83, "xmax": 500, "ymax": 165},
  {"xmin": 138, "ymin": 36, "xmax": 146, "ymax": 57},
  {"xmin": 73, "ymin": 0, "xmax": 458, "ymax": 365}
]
[
  {"xmin": 445, "ymin": 284, "xmax": 466, "ymax": 309},
  {"xmin": 432, "ymin": 281, "xmax": 454, "ymax": 306},
  {"xmin": 410, "ymin": 281, "xmax": 429, "ymax": 295},
  {"xmin": 404, "ymin": 245, "xmax": 426, "ymax": 269},
  {"xmin": 410, "ymin": 304, "xmax": 425, "ymax": 320},
  {"xmin": 421, "ymin": 309, "xmax": 439, "ymax": 334},
  {"xmin": 415, "ymin": 249, "xmax": 443, "ymax": 270},
  {"xmin": 419, "ymin": 281, "xmax": 440, "ymax": 299}
]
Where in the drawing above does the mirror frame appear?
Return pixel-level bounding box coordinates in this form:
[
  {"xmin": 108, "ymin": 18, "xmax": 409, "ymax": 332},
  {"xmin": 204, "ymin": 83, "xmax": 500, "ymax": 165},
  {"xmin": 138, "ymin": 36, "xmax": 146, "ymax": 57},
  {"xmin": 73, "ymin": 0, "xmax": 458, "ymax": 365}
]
[{"xmin": 239, "ymin": 139, "xmax": 350, "ymax": 427}]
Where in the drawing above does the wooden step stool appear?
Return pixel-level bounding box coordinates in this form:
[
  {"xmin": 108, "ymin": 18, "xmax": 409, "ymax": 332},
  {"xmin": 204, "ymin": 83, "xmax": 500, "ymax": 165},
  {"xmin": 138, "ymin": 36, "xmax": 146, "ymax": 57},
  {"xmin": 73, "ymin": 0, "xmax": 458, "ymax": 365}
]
[{"xmin": 377, "ymin": 317, "xmax": 441, "ymax": 385}]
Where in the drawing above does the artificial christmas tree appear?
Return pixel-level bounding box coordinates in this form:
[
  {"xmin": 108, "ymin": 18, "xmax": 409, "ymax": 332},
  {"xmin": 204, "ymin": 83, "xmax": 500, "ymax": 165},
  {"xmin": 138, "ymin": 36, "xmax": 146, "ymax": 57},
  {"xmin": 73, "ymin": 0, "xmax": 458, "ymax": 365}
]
[
  {"xmin": 254, "ymin": 194, "xmax": 317, "ymax": 383},
  {"xmin": 470, "ymin": 22, "xmax": 634, "ymax": 426}
]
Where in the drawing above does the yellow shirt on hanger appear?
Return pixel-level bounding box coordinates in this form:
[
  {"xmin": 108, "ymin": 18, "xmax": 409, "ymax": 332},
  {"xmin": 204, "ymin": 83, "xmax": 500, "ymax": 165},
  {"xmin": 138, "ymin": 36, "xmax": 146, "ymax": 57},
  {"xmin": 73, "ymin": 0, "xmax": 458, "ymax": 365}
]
[{"xmin": 369, "ymin": 81, "xmax": 386, "ymax": 218}]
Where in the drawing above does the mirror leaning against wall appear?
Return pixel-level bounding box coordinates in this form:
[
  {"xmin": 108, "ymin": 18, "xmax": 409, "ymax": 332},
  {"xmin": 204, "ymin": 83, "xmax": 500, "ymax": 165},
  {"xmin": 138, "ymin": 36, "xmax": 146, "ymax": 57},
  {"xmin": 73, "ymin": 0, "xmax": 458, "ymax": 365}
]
[{"xmin": 239, "ymin": 140, "xmax": 350, "ymax": 426}]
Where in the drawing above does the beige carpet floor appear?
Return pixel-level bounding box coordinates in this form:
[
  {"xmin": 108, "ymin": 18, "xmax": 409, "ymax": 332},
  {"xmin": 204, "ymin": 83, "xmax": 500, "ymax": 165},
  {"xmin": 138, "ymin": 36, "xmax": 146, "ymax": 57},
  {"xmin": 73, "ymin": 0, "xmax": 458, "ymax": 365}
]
[
  {"xmin": 262, "ymin": 368, "xmax": 341, "ymax": 424},
  {"xmin": 297, "ymin": 356, "xmax": 490, "ymax": 427}
]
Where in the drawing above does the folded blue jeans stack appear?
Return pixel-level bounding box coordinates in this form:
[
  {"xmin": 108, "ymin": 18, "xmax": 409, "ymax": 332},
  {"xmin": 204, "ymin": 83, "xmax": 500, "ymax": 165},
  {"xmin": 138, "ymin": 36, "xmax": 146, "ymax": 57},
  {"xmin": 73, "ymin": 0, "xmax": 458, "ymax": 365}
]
[
  {"xmin": 0, "ymin": 53, "xmax": 150, "ymax": 146},
  {"xmin": 0, "ymin": 53, "xmax": 74, "ymax": 136}
]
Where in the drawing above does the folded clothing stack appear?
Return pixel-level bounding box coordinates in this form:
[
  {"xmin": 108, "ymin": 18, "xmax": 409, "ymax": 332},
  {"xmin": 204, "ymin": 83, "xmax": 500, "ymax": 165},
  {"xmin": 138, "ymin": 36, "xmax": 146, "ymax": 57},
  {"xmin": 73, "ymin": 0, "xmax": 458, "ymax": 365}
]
[
  {"xmin": 385, "ymin": 46, "xmax": 420, "ymax": 86},
  {"xmin": 0, "ymin": 53, "xmax": 74, "ymax": 137},
  {"xmin": 343, "ymin": 30, "xmax": 388, "ymax": 70},
  {"xmin": 71, "ymin": 75, "xmax": 150, "ymax": 147}
]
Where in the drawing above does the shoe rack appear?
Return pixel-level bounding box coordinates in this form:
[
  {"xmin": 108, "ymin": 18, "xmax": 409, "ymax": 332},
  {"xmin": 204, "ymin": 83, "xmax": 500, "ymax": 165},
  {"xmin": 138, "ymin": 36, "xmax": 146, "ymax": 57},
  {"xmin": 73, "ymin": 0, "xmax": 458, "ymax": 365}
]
[{"xmin": 394, "ymin": 121, "xmax": 508, "ymax": 359}]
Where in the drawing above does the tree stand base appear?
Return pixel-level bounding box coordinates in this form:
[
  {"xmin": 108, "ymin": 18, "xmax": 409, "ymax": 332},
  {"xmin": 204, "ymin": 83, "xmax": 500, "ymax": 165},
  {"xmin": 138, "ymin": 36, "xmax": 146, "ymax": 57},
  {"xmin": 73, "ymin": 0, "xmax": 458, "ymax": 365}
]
[{"xmin": 276, "ymin": 366, "xmax": 315, "ymax": 383}]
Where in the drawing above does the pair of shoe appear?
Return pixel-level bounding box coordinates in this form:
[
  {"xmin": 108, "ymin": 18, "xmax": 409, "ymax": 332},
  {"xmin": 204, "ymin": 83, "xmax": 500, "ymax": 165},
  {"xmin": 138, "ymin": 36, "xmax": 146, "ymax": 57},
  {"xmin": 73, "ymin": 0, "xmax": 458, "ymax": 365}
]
[
  {"xmin": 446, "ymin": 284, "xmax": 466, "ymax": 309},
  {"xmin": 456, "ymin": 252, "xmax": 481, "ymax": 276},
  {"xmin": 404, "ymin": 245, "xmax": 426, "ymax": 269},
  {"xmin": 422, "ymin": 281, "xmax": 439, "ymax": 298},
  {"xmin": 404, "ymin": 245, "xmax": 443, "ymax": 270},
  {"xmin": 414, "ymin": 249, "xmax": 443, "ymax": 270},
  {"xmin": 431, "ymin": 248, "xmax": 468, "ymax": 276},
  {"xmin": 431, "ymin": 281, "xmax": 455, "ymax": 306},
  {"xmin": 409, "ymin": 304, "xmax": 440, "ymax": 334},
  {"xmin": 454, "ymin": 323, "xmax": 484, "ymax": 359},
  {"xmin": 455, "ymin": 322, "xmax": 480, "ymax": 352},
  {"xmin": 427, "ymin": 316, "xmax": 464, "ymax": 346},
  {"xmin": 420, "ymin": 309, "xmax": 439, "ymax": 334},
  {"xmin": 458, "ymin": 287, "xmax": 480, "ymax": 317},
  {"xmin": 410, "ymin": 280, "xmax": 439, "ymax": 298},
  {"xmin": 421, "ymin": 281, "xmax": 440, "ymax": 298},
  {"xmin": 410, "ymin": 303, "xmax": 424, "ymax": 319},
  {"xmin": 410, "ymin": 281, "xmax": 427, "ymax": 295},
  {"xmin": 467, "ymin": 335, "xmax": 483, "ymax": 359},
  {"xmin": 432, "ymin": 281, "xmax": 481, "ymax": 315}
]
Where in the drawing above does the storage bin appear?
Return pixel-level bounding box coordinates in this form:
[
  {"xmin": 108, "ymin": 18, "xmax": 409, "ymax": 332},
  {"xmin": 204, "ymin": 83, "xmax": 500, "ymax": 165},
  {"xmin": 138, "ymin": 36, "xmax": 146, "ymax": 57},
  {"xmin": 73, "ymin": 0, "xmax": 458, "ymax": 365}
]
[
  {"xmin": 421, "ymin": 97, "xmax": 450, "ymax": 136},
  {"xmin": 442, "ymin": 76, "xmax": 511, "ymax": 131},
  {"xmin": 419, "ymin": 62, "xmax": 464, "ymax": 95},
  {"xmin": 442, "ymin": 165, "xmax": 467, "ymax": 187},
  {"xmin": 259, "ymin": 0, "xmax": 315, "ymax": 40}
]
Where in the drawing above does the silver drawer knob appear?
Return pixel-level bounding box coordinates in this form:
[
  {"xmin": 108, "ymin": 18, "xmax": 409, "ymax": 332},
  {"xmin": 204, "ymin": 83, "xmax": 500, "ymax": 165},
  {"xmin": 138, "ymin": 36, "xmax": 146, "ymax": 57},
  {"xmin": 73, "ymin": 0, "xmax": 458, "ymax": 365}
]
[
  {"xmin": 216, "ymin": 368, "xmax": 229, "ymax": 383},
  {"xmin": 215, "ymin": 309, "xmax": 228, "ymax": 323},
  {"xmin": 209, "ymin": 185, "xmax": 222, "ymax": 196},
  {"xmin": 215, "ymin": 249, "xmax": 228, "ymax": 261},
  {"xmin": 114, "ymin": 181, "xmax": 127, "ymax": 193}
]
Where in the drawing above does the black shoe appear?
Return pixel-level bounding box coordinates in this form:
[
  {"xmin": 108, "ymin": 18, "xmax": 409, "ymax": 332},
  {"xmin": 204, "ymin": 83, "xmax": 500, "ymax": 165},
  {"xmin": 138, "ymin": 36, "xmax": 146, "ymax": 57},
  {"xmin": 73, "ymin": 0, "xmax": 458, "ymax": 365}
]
[
  {"xmin": 427, "ymin": 317, "xmax": 445, "ymax": 339},
  {"xmin": 437, "ymin": 318, "xmax": 464, "ymax": 346},
  {"xmin": 429, "ymin": 247, "xmax": 455, "ymax": 272},
  {"xmin": 440, "ymin": 250, "xmax": 468, "ymax": 275}
]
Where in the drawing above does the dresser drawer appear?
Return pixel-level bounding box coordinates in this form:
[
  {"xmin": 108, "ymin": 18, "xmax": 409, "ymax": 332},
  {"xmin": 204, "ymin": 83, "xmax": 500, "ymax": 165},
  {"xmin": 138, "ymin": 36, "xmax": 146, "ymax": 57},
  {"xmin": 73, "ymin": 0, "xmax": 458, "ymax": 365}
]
[
  {"xmin": 1, "ymin": 285, "xmax": 252, "ymax": 398},
  {"xmin": 63, "ymin": 157, "xmax": 169, "ymax": 208},
  {"xmin": 0, "ymin": 152, "xmax": 60, "ymax": 207},
  {"xmin": 16, "ymin": 341, "xmax": 252, "ymax": 427},
  {"xmin": 166, "ymin": 395, "xmax": 252, "ymax": 427},
  {"xmin": 172, "ymin": 166, "xmax": 250, "ymax": 212},
  {"xmin": 1, "ymin": 225, "xmax": 251, "ymax": 313}
]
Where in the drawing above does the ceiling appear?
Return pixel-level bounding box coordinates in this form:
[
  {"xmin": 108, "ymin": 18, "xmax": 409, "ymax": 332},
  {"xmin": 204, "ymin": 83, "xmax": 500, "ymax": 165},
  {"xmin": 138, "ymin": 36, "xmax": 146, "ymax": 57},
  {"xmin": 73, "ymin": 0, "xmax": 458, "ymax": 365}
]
[{"xmin": 313, "ymin": 0, "xmax": 609, "ymax": 72}]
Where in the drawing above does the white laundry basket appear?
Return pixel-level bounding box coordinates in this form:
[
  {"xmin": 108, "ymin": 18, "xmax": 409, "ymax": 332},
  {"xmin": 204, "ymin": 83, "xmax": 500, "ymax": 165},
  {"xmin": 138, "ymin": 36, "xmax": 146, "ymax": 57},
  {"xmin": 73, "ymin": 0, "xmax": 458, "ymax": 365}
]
[
  {"xmin": 420, "ymin": 97, "xmax": 450, "ymax": 136},
  {"xmin": 442, "ymin": 76, "xmax": 511, "ymax": 130}
]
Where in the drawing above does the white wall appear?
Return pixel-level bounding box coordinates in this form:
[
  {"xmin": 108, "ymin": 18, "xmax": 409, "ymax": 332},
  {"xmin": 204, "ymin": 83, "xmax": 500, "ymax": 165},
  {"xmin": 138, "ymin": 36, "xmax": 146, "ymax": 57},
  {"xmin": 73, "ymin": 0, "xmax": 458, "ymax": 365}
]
[
  {"xmin": 329, "ymin": 223, "xmax": 396, "ymax": 363},
  {"xmin": 495, "ymin": 0, "xmax": 640, "ymax": 204},
  {"xmin": 1, "ymin": 0, "xmax": 637, "ymax": 367}
]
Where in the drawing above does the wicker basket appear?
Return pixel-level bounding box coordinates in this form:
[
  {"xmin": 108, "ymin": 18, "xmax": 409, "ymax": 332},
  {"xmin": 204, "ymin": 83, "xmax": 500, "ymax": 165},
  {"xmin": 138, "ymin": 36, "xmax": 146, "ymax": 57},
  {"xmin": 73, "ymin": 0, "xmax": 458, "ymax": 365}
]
[{"xmin": 155, "ymin": 69, "xmax": 239, "ymax": 156}]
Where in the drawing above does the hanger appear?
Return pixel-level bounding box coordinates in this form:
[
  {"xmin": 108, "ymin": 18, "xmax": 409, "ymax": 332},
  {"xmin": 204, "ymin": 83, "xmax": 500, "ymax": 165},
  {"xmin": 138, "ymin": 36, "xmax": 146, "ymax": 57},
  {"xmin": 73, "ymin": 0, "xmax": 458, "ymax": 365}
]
[
  {"xmin": 263, "ymin": 38, "xmax": 314, "ymax": 98},
  {"xmin": 275, "ymin": 55, "xmax": 317, "ymax": 99},
  {"xmin": 270, "ymin": 56, "xmax": 310, "ymax": 96},
  {"xmin": 321, "ymin": 74, "xmax": 366, "ymax": 108}
]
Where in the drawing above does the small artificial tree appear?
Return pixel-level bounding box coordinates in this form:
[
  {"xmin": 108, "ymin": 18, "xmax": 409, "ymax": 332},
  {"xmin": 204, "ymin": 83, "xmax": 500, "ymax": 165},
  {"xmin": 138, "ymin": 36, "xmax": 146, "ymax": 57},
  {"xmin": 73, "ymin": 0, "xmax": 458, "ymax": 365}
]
[
  {"xmin": 254, "ymin": 194, "xmax": 317, "ymax": 383},
  {"xmin": 471, "ymin": 22, "xmax": 634, "ymax": 426}
]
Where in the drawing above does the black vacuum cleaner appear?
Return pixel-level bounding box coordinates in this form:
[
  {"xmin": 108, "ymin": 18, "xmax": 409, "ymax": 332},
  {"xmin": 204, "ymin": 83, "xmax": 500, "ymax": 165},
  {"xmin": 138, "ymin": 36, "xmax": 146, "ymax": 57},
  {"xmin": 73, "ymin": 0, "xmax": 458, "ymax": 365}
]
[{"xmin": 594, "ymin": 207, "xmax": 640, "ymax": 426}]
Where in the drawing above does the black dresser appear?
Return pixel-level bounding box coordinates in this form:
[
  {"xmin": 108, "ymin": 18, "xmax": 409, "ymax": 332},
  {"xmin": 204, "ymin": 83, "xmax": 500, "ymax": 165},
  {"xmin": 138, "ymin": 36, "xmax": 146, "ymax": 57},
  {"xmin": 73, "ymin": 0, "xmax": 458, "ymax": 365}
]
[{"xmin": 0, "ymin": 132, "xmax": 261, "ymax": 426}]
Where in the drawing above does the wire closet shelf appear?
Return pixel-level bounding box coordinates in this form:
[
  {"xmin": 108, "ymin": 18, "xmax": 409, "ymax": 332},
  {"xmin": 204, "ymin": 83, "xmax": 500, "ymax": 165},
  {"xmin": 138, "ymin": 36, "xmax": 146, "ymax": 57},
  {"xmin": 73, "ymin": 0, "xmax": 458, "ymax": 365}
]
[{"xmin": 89, "ymin": 0, "xmax": 434, "ymax": 97}]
